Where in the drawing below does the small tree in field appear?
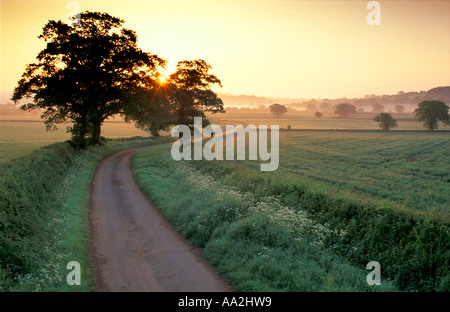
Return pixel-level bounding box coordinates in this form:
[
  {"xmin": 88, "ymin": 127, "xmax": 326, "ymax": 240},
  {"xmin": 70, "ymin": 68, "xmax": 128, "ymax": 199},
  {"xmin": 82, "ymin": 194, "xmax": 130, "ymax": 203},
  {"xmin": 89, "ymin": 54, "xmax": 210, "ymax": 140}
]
[
  {"xmin": 374, "ymin": 112, "xmax": 398, "ymax": 131},
  {"xmin": 315, "ymin": 111, "xmax": 323, "ymax": 118},
  {"xmin": 269, "ymin": 103, "xmax": 287, "ymax": 117},
  {"xmin": 414, "ymin": 100, "xmax": 450, "ymax": 131}
]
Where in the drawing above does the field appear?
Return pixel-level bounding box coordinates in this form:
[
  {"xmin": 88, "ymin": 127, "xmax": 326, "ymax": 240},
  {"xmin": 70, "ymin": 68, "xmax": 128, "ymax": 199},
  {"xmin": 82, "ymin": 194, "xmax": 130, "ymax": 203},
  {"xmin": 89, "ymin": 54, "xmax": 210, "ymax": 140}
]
[
  {"xmin": 241, "ymin": 130, "xmax": 449, "ymax": 213},
  {"xmin": 0, "ymin": 116, "xmax": 149, "ymax": 162},
  {"xmin": 131, "ymin": 112, "xmax": 449, "ymax": 291},
  {"xmin": 206, "ymin": 109, "xmax": 443, "ymax": 130},
  {"xmin": 2, "ymin": 109, "xmax": 448, "ymax": 162},
  {"xmin": 132, "ymin": 134, "xmax": 449, "ymax": 291},
  {"xmin": 206, "ymin": 110, "xmax": 450, "ymax": 213},
  {"xmin": 1, "ymin": 110, "xmax": 449, "ymax": 292}
]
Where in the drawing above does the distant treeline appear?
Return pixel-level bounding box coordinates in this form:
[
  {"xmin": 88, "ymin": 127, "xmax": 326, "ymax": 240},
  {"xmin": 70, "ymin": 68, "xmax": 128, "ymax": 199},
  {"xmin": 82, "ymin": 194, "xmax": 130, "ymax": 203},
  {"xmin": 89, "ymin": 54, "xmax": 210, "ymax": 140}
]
[
  {"xmin": 219, "ymin": 86, "xmax": 450, "ymax": 111},
  {"xmin": 4, "ymin": 86, "xmax": 449, "ymax": 116}
]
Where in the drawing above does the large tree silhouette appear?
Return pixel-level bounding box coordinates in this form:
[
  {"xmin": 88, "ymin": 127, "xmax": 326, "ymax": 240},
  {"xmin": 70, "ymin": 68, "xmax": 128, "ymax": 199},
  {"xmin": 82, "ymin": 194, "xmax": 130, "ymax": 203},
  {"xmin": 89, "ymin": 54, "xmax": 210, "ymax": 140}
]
[
  {"xmin": 122, "ymin": 80, "xmax": 175, "ymax": 137},
  {"xmin": 12, "ymin": 11, "xmax": 165, "ymax": 148}
]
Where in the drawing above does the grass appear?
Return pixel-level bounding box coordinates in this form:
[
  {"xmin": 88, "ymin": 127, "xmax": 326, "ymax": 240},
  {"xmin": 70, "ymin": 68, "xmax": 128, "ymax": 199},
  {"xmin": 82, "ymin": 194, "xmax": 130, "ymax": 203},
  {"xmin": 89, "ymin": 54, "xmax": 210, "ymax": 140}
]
[
  {"xmin": 0, "ymin": 136, "xmax": 172, "ymax": 291},
  {"xmin": 132, "ymin": 129, "xmax": 449, "ymax": 292},
  {"xmin": 132, "ymin": 146, "xmax": 394, "ymax": 291},
  {"xmin": 1, "ymin": 112, "xmax": 448, "ymax": 292},
  {"xmin": 0, "ymin": 118, "xmax": 149, "ymax": 163},
  {"xmin": 249, "ymin": 130, "xmax": 450, "ymax": 213}
]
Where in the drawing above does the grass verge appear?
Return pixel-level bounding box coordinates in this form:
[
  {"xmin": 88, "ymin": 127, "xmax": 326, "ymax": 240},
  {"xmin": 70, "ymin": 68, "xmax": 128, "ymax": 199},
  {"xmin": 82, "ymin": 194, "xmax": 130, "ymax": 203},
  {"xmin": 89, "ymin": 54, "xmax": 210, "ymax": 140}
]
[
  {"xmin": 132, "ymin": 146, "xmax": 401, "ymax": 291},
  {"xmin": 0, "ymin": 136, "xmax": 172, "ymax": 291}
]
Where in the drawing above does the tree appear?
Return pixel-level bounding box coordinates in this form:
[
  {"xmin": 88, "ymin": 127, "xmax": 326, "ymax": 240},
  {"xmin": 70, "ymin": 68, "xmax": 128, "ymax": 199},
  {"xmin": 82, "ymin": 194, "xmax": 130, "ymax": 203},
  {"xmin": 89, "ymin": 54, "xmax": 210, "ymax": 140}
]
[
  {"xmin": 371, "ymin": 103, "xmax": 385, "ymax": 113},
  {"xmin": 319, "ymin": 102, "xmax": 331, "ymax": 112},
  {"xmin": 394, "ymin": 105, "xmax": 405, "ymax": 114},
  {"xmin": 122, "ymin": 82, "xmax": 174, "ymax": 137},
  {"xmin": 334, "ymin": 103, "xmax": 356, "ymax": 118},
  {"xmin": 168, "ymin": 59, "xmax": 224, "ymax": 129},
  {"xmin": 124, "ymin": 59, "xmax": 224, "ymax": 134},
  {"xmin": 257, "ymin": 104, "xmax": 267, "ymax": 111},
  {"xmin": 374, "ymin": 112, "xmax": 398, "ymax": 131},
  {"xmin": 269, "ymin": 103, "xmax": 287, "ymax": 117},
  {"xmin": 315, "ymin": 111, "xmax": 323, "ymax": 118},
  {"xmin": 305, "ymin": 104, "xmax": 316, "ymax": 112},
  {"xmin": 12, "ymin": 11, "xmax": 165, "ymax": 148},
  {"xmin": 414, "ymin": 100, "xmax": 450, "ymax": 131}
]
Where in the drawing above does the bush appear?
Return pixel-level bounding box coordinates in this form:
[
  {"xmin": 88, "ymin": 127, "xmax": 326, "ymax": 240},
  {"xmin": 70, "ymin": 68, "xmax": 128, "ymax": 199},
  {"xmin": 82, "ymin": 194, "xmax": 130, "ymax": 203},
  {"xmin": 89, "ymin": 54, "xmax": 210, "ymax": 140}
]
[{"xmin": 0, "ymin": 143, "xmax": 77, "ymax": 290}]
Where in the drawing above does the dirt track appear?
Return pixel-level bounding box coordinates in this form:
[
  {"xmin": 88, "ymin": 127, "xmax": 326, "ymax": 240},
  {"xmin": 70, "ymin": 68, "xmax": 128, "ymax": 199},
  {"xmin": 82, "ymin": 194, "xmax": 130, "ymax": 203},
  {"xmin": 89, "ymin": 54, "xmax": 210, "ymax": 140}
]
[{"xmin": 89, "ymin": 146, "xmax": 233, "ymax": 292}]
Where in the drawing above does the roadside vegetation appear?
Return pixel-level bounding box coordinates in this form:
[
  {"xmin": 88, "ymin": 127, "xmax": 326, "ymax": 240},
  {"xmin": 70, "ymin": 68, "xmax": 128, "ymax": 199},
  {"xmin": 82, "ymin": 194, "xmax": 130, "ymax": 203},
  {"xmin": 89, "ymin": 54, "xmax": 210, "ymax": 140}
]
[
  {"xmin": 0, "ymin": 136, "xmax": 172, "ymax": 291},
  {"xmin": 132, "ymin": 132, "xmax": 449, "ymax": 292}
]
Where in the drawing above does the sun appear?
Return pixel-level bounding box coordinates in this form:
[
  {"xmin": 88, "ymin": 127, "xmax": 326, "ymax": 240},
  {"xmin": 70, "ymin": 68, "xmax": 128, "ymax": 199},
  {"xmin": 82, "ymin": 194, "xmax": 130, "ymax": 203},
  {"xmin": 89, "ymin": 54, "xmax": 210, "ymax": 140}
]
[{"xmin": 158, "ymin": 75, "xmax": 167, "ymax": 84}]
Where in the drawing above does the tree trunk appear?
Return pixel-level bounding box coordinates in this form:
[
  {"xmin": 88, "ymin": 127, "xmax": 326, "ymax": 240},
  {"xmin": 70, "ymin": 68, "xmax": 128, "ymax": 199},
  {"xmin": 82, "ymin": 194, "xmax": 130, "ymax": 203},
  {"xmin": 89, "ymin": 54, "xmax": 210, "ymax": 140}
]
[
  {"xmin": 150, "ymin": 122, "xmax": 160, "ymax": 137},
  {"xmin": 71, "ymin": 113, "xmax": 88, "ymax": 149},
  {"xmin": 76, "ymin": 124, "xmax": 88, "ymax": 149},
  {"xmin": 90, "ymin": 121, "xmax": 102, "ymax": 145},
  {"xmin": 428, "ymin": 120, "xmax": 435, "ymax": 131}
]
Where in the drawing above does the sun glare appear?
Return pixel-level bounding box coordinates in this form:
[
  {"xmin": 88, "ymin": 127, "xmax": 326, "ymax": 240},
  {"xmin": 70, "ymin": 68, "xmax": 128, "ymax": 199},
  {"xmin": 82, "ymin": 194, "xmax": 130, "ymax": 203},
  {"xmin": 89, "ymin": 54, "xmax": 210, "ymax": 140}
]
[{"xmin": 158, "ymin": 75, "xmax": 167, "ymax": 84}]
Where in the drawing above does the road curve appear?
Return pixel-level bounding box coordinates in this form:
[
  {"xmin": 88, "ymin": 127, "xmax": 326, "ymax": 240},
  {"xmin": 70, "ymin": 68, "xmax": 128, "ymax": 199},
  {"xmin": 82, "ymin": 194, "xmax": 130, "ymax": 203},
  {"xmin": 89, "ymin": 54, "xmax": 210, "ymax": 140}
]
[{"xmin": 89, "ymin": 145, "xmax": 233, "ymax": 292}]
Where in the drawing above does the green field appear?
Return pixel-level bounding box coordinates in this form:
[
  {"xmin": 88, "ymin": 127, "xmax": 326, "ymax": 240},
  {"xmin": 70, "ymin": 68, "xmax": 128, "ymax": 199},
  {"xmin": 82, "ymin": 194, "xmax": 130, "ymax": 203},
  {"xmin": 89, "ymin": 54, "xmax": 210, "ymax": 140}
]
[
  {"xmin": 241, "ymin": 130, "xmax": 450, "ymax": 214},
  {"xmin": 132, "ymin": 128, "xmax": 449, "ymax": 292},
  {"xmin": 2, "ymin": 110, "xmax": 448, "ymax": 162},
  {"xmin": 206, "ymin": 111, "xmax": 450, "ymax": 212},
  {"xmin": 1, "ymin": 111, "xmax": 449, "ymax": 292}
]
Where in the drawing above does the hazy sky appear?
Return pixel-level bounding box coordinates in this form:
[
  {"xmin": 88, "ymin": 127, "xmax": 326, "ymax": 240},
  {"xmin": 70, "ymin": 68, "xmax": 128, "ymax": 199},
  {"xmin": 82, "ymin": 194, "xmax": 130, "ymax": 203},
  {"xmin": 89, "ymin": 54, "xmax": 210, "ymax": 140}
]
[{"xmin": 1, "ymin": 0, "xmax": 449, "ymax": 103}]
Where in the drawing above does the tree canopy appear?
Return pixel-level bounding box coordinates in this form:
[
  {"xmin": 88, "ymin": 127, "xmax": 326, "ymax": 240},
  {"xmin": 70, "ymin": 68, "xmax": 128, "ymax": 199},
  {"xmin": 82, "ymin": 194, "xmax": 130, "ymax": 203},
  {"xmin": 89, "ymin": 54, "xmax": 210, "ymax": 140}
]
[
  {"xmin": 374, "ymin": 112, "xmax": 398, "ymax": 131},
  {"xmin": 12, "ymin": 11, "xmax": 166, "ymax": 148},
  {"xmin": 334, "ymin": 103, "xmax": 356, "ymax": 118},
  {"xmin": 371, "ymin": 103, "xmax": 385, "ymax": 113},
  {"xmin": 168, "ymin": 59, "xmax": 224, "ymax": 127},
  {"xmin": 394, "ymin": 105, "xmax": 405, "ymax": 114},
  {"xmin": 122, "ymin": 81, "xmax": 174, "ymax": 137},
  {"xmin": 269, "ymin": 103, "xmax": 287, "ymax": 117},
  {"xmin": 12, "ymin": 11, "xmax": 224, "ymax": 147},
  {"xmin": 124, "ymin": 59, "xmax": 224, "ymax": 134},
  {"xmin": 414, "ymin": 100, "xmax": 449, "ymax": 131}
]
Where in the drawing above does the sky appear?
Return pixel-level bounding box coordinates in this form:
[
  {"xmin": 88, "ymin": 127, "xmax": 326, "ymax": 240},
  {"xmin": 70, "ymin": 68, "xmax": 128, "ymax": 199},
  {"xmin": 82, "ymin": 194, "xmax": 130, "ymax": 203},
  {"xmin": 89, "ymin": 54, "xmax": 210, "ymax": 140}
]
[{"xmin": 1, "ymin": 0, "xmax": 449, "ymax": 104}]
